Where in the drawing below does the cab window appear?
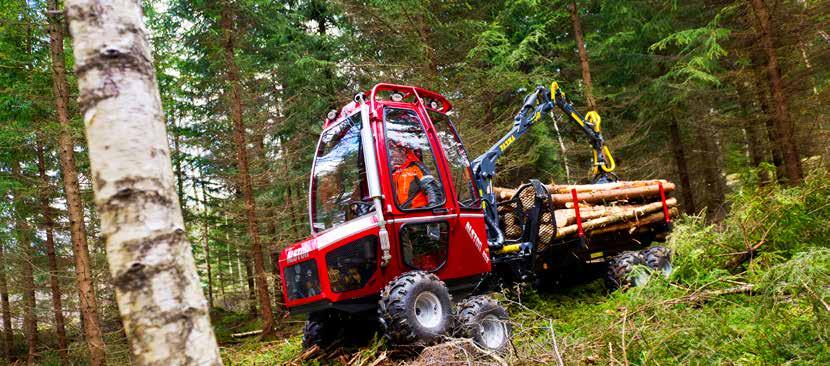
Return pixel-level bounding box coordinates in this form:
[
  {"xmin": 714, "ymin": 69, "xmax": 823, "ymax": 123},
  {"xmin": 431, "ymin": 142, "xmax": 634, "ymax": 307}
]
[
  {"xmin": 401, "ymin": 222, "xmax": 449, "ymax": 272},
  {"xmin": 310, "ymin": 113, "xmax": 373, "ymax": 233},
  {"xmin": 428, "ymin": 111, "xmax": 477, "ymax": 208},
  {"xmin": 384, "ymin": 108, "xmax": 445, "ymax": 210}
]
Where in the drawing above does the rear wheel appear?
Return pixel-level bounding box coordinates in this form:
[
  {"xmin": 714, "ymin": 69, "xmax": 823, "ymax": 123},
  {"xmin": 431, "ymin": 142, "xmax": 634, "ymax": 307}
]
[
  {"xmin": 606, "ymin": 251, "xmax": 648, "ymax": 291},
  {"xmin": 378, "ymin": 271, "xmax": 452, "ymax": 346},
  {"xmin": 642, "ymin": 246, "xmax": 672, "ymax": 277},
  {"xmin": 455, "ymin": 295, "xmax": 511, "ymax": 352}
]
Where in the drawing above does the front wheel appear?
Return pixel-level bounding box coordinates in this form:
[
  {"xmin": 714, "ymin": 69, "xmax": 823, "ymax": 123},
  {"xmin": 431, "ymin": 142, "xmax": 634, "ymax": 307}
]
[
  {"xmin": 455, "ymin": 295, "xmax": 512, "ymax": 352},
  {"xmin": 378, "ymin": 271, "xmax": 452, "ymax": 346}
]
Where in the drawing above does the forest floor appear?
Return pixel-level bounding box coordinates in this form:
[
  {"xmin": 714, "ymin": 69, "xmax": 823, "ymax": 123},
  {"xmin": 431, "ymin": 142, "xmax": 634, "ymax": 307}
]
[{"xmin": 218, "ymin": 170, "xmax": 830, "ymax": 366}]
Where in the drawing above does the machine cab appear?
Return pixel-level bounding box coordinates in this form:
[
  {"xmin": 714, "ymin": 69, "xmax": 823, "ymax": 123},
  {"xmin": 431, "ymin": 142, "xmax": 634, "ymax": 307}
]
[{"xmin": 279, "ymin": 84, "xmax": 491, "ymax": 313}]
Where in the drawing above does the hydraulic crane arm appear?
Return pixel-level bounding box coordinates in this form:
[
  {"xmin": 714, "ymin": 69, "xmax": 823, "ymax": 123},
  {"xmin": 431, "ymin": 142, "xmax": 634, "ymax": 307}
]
[
  {"xmin": 470, "ymin": 82, "xmax": 617, "ymax": 249},
  {"xmin": 548, "ymin": 82, "xmax": 617, "ymax": 183}
]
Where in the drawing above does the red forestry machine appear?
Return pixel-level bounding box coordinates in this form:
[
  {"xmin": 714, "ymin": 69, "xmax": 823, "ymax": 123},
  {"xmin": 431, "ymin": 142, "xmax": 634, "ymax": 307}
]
[{"xmin": 276, "ymin": 83, "xmax": 675, "ymax": 351}]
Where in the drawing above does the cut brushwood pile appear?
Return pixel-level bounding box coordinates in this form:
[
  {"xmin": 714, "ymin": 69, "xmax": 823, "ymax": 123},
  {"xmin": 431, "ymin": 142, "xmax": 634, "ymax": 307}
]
[{"xmin": 496, "ymin": 180, "xmax": 678, "ymax": 249}]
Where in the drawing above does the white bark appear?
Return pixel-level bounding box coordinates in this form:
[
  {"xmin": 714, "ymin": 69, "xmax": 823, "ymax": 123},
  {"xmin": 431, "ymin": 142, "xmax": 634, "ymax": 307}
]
[{"xmin": 65, "ymin": 1, "xmax": 222, "ymax": 365}]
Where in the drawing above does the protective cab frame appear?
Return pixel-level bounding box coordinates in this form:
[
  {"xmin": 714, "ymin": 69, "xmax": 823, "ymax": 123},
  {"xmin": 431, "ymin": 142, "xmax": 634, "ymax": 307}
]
[{"xmin": 278, "ymin": 84, "xmax": 491, "ymax": 314}]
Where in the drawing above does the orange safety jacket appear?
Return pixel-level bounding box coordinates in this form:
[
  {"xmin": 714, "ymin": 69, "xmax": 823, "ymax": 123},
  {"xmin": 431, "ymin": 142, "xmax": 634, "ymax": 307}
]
[{"xmin": 393, "ymin": 152, "xmax": 429, "ymax": 208}]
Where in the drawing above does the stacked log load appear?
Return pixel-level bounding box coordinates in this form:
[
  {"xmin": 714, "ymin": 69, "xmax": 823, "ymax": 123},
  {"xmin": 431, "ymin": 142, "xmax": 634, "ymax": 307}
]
[{"xmin": 494, "ymin": 180, "xmax": 679, "ymax": 250}]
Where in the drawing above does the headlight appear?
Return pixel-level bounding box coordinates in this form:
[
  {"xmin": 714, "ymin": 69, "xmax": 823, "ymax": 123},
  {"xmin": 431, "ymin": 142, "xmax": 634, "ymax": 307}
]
[{"xmin": 284, "ymin": 260, "xmax": 321, "ymax": 300}]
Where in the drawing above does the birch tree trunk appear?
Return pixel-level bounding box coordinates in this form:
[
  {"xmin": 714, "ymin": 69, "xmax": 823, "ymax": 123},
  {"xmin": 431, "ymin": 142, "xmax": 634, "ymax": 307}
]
[
  {"xmin": 220, "ymin": 2, "xmax": 275, "ymax": 336},
  {"xmin": 569, "ymin": 0, "xmax": 597, "ymax": 111},
  {"xmin": 36, "ymin": 143, "xmax": 70, "ymax": 365},
  {"xmin": 46, "ymin": 1, "xmax": 108, "ymax": 364},
  {"xmin": 65, "ymin": 1, "xmax": 223, "ymax": 364},
  {"xmin": 748, "ymin": 0, "xmax": 803, "ymax": 184}
]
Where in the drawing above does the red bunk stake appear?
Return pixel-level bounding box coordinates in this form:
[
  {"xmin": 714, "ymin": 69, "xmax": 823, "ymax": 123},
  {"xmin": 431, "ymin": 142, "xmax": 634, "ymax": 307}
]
[
  {"xmin": 572, "ymin": 189, "xmax": 584, "ymax": 237},
  {"xmin": 658, "ymin": 182, "xmax": 671, "ymax": 223}
]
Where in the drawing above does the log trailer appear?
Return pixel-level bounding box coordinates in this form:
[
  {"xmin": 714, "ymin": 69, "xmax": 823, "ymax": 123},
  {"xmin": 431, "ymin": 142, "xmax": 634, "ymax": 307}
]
[{"xmin": 276, "ymin": 83, "xmax": 674, "ymax": 352}]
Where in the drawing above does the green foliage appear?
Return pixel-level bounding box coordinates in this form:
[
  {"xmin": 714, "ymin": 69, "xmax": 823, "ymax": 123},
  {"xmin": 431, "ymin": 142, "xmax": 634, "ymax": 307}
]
[
  {"xmin": 506, "ymin": 171, "xmax": 830, "ymax": 365},
  {"xmin": 669, "ymin": 169, "xmax": 830, "ymax": 286}
]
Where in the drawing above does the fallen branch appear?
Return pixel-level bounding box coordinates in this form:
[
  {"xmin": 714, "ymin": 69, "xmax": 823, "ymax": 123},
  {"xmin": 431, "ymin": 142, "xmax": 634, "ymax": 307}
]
[
  {"xmin": 801, "ymin": 280, "xmax": 830, "ymax": 313},
  {"xmin": 726, "ymin": 224, "xmax": 774, "ymax": 272},
  {"xmin": 665, "ymin": 284, "xmax": 756, "ymax": 305},
  {"xmin": 548, "ymin": 319, "xmax": 564, "ymax": 366},
  {"xmin": 368, "ymin": 351, "xmax": 388, "ymax": 366},
  {"xmin": 230, "ymin": 329, "xmax": 262, "ymax": 338},
  {"xmin": 289, "ymin": 344, "xmax": 320, "ymax": 365},
  {"xmin": 725, "ymin": 240, "xmax": 765, "ymax": 272}
]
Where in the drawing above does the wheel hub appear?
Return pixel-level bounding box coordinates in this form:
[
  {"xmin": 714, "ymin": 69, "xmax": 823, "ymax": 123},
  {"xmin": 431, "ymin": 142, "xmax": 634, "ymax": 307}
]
[
  {"xmin": 661, "ymin": 262, "xmax": 673, "ymax": 277},
  {"xmin": 479, "ymin": 314, "xmax": 506, "ymax": 349},
  {"xmin": 414, "ymin": 291, "xmax": 442, "ymax": 329}
]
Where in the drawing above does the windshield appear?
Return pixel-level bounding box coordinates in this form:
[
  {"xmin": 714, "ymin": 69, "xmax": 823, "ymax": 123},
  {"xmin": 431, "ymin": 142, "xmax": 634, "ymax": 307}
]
[{"xmin": 310, "ymin": 113, "xmax": 373, "ymax": 233}]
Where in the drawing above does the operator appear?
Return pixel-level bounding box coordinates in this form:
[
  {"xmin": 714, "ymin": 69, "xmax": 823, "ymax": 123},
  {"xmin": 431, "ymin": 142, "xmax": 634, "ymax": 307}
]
[{"xmin": 389, "ymin": 141, "xmax": 441, "ymax": 209}]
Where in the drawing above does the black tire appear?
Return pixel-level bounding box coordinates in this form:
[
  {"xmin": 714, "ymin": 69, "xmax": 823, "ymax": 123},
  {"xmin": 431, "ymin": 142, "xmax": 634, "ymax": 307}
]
[
  {"xmin": 455, "ymin": 295, "xmax": 512, "ymax": 352},
  {"xmin": 642, "ymin": 246, "xmax": 672, "ymax": 278},
  {"xmin": 606, "ymin": 251, "xmax": 648, "ymax": 291},
  {"xmin": 302, "ymin": 311, "xmax": 340, "ymax": 349},
  {"xmin": 378, "ymin": 271, "xmax": 452, "ymax": 346}
]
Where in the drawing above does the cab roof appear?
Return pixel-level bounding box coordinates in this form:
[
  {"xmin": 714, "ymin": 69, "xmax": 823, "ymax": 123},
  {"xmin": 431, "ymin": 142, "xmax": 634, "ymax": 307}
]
[{"xmin": 323, "ymin": 83, "xmax": 452, "ymax": 129}]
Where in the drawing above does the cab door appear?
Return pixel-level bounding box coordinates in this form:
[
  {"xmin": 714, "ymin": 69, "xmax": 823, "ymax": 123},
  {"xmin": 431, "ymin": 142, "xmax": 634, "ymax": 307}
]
[
  {"xmin": 424, "ymin": 109, "xmax": 491, "ymax": 279},
  {"xmin": 380, "ymin": 106, "xmax": 457, "ymax": 274}
]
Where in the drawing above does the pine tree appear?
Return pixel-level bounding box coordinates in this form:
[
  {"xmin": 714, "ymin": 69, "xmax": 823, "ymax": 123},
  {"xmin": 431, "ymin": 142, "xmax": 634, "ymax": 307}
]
[
  {"xmin": 219, "ymin": 1, "xmax": 276, "ymax": 337},
  {"xmin": 569, "ymin": 0, "xmax": 597, "ymax": 111},
  {"xmin": 747, "ymin": 0, "xmax": 803, "ymax": 184},
  {"xmin": 46, "ymin": 0, "xmax": 108, "ymax": 362},
  {"xmin": 36, "ymin": 142, "xmax": 69, "ymax": 365}
]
